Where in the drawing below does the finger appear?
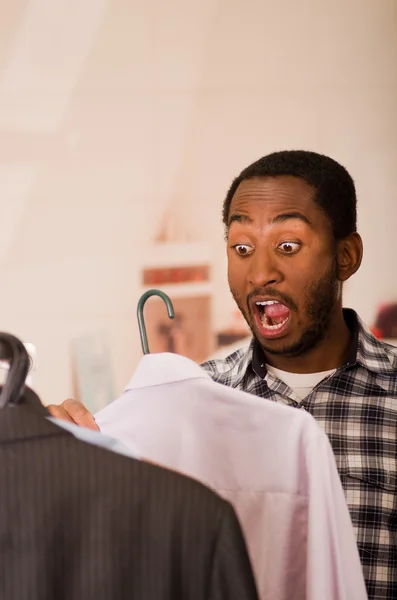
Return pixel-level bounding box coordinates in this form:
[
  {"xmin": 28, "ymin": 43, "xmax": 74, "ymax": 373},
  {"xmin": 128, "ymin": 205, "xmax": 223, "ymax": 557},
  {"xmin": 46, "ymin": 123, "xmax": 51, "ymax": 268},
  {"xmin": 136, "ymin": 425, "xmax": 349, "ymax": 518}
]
[
  {"xmin": 47, "ymin": 403, "xmax": 77, "ymax": 424},
  {"xmin": 62, "ymin": 398, "xmax": 99, "ymax": 430}
]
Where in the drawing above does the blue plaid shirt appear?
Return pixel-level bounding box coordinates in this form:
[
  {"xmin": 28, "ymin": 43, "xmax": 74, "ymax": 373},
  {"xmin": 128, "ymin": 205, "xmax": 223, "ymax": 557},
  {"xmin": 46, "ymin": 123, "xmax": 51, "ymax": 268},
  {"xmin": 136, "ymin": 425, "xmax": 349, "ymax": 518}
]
[{"xmin": 202, "ymin": 310, "xmax": 397, "ymax": 600}]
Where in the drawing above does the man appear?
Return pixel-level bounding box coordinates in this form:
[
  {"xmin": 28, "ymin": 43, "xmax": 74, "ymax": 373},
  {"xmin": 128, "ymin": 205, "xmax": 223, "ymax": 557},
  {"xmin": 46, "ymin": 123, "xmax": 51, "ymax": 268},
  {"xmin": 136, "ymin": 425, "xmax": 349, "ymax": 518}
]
[{"xmin": 49, "ymin": 151, "xmax": 397, "ymax": 600}]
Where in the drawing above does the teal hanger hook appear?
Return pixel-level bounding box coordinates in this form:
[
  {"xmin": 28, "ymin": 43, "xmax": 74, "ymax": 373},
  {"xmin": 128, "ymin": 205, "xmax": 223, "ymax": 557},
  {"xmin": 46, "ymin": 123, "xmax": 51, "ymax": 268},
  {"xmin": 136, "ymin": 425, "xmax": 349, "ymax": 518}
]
[{"xmin": 137, "ymin": 289, "xmax": 175, "ymax": 354}]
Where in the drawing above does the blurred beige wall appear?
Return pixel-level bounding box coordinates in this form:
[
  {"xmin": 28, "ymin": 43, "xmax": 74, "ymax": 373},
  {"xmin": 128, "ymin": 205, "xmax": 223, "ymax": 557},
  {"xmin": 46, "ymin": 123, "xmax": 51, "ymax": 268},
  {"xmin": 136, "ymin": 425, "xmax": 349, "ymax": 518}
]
[{"xmin": 0, "ymin": 0, "xmax": 396, "ymax": 404}]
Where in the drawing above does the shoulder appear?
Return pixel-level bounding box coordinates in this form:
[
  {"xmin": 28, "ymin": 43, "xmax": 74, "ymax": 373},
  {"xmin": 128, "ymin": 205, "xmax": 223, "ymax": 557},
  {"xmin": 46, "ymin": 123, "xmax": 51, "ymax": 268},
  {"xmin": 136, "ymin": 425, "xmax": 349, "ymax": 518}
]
[
  {"xmin": 374, "ymin": 338, "xmax": 397, "ymax": 367},
  {"xmin": 356, "ymin": 313, "xmax": 397, "ymax": 377},
  {"xmin": 56, "ymin": 431, "xmax": 232, "ymax": 520},
  {"xmin": 201, "ymin": 340, "xmax": 255, "ymax": 387}
]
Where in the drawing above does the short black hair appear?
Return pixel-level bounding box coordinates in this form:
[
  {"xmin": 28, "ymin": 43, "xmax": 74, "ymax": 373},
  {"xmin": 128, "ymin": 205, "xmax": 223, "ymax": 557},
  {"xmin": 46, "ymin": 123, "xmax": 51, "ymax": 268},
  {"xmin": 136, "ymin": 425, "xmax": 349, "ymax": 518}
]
[{"xmin": 222, "ymin": 150, "xmax": 357, "ymax": 239}]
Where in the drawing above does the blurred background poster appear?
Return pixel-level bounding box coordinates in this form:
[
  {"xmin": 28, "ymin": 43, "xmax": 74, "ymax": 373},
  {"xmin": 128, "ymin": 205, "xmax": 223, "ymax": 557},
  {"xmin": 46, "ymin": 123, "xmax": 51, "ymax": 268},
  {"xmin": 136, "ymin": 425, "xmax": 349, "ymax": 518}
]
[
  {"xmin": 371, "ymin": 303, "xmax": 397, "ymax": 345},
  {"xmin": 71, "ymin": 331, "xmax": 115, "ymax": 413}
]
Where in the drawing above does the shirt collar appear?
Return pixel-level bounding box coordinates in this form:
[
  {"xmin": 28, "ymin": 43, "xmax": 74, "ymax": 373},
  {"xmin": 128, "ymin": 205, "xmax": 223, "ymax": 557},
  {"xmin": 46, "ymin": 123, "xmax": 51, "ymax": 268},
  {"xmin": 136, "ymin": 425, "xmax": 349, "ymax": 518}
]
[
  {"xmin": 353, "ymin": 310, "xmax": 397, "ymax": 374},
  {"xmin": 251, "ymin": 308, "xmax": 397, "ymax": 377},
  {"xmin": 125, "ymin": 352, "xmax": 211, "ymax": 391}
]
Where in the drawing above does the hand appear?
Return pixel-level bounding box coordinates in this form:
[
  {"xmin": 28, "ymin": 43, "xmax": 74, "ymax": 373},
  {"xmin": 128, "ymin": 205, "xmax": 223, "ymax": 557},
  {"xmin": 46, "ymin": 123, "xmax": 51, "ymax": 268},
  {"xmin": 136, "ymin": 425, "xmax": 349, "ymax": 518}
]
[{"xmin": 47, "ymin": 399, "xmax": 99, "ymax": 431}]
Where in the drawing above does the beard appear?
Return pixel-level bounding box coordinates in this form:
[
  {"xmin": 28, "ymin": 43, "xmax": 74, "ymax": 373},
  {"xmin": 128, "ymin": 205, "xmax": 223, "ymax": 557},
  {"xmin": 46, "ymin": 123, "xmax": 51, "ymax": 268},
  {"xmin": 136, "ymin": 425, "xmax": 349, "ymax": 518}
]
[{"xmin": 230, "ymin": 258, "xmax": 340, "ymax": 358}]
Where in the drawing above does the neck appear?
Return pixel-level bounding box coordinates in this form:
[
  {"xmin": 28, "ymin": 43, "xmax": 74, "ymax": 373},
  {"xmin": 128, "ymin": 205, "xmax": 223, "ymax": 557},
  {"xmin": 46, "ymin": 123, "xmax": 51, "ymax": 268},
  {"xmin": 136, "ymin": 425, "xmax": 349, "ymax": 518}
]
[{"xmin": 261, "ymin": 309, "xmax": 353, "ymax": 374}]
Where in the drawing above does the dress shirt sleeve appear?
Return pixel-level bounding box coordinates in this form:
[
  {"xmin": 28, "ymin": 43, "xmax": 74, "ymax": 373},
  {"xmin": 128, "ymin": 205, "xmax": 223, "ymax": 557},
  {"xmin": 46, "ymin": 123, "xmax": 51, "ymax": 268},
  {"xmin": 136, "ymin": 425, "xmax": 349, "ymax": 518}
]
[
  {"xmin": 305, "ymin": 431, "xmax": 368, "ymax": 600},
  {"xmin": 209, "ymin": 500, "xmax": 259, "ymax": 600}
]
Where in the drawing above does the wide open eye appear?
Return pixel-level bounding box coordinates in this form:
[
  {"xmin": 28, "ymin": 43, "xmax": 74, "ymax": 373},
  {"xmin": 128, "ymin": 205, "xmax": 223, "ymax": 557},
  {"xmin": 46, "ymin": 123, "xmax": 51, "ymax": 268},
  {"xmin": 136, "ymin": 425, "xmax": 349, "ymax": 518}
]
[
  {"xmin": 277, "ymin": 241, "xmax": 300, "ymax": 255},
  {"xmin": 233, "ymin": 244, "xmax": 254, "ymax": 257}
]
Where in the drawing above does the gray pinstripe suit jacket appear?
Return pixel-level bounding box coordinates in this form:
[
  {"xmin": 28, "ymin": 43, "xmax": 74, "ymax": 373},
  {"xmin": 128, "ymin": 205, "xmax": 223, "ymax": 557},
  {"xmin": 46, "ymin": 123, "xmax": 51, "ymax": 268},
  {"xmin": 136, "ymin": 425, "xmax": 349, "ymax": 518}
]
[{"xmin": 0, "ymin": 399, "xmax": 258, "ymax": 600}]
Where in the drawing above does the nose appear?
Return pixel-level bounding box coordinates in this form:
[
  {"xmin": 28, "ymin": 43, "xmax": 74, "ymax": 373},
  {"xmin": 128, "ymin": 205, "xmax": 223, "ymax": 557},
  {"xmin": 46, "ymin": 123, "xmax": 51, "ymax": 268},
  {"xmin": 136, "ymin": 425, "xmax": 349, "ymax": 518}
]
[{"xmin": 248, "ymin": 248, "xmax": 282, "ymax": 289}]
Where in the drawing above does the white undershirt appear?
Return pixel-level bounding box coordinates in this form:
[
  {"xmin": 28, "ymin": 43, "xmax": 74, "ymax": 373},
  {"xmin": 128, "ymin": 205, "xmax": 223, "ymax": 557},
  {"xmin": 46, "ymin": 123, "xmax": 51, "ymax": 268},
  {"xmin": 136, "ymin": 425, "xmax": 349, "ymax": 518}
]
[{"xmin": 265, "ymin": 364, "xmax": 336, "ymax": 401}]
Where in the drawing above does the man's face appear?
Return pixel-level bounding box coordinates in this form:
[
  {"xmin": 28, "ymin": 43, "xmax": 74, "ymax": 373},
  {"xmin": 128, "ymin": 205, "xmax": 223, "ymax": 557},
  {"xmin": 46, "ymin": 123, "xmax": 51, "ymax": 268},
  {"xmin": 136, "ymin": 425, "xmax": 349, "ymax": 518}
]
[{"xmin": 227, "ymin": 175, "xmax": 342, "ymax": 358}]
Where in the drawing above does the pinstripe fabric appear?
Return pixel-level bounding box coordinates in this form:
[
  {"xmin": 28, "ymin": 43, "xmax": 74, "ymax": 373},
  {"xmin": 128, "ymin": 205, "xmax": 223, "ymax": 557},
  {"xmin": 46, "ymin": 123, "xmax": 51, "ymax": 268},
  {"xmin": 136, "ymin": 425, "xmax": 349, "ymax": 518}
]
[
  {"xmin": 203, "ymin": 309, "xmax": 397, "ymax": 600},
  {"xmin": 0, "ymin": 403, "xmax": 258, "ymax": 600}
]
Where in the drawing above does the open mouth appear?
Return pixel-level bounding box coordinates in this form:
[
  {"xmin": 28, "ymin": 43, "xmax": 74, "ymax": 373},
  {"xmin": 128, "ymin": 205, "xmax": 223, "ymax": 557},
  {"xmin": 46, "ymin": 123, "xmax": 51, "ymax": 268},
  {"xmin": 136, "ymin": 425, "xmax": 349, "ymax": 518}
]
[{"xmin": 254, "ymin": 300, "xmax": 291, "ymax": 337}]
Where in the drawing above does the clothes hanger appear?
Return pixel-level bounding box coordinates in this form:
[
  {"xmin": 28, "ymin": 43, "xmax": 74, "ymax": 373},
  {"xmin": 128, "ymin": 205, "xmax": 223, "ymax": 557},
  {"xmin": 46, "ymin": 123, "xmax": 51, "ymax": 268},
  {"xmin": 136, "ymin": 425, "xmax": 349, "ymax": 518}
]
[
  {"xmin": 137, "ymin": 289, "xmax": 175, "ymax": 354},
  {"xmin": 0, "ymin": 332, "xmax": 31, "ymax": 408}
]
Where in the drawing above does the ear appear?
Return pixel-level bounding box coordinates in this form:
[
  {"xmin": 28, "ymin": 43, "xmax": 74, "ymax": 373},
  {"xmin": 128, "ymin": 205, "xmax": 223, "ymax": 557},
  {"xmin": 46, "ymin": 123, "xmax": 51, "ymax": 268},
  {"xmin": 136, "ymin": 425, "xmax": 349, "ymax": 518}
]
[{"xmin": 336, "ymin": 233, "xmax": 363, "ymax": 282}]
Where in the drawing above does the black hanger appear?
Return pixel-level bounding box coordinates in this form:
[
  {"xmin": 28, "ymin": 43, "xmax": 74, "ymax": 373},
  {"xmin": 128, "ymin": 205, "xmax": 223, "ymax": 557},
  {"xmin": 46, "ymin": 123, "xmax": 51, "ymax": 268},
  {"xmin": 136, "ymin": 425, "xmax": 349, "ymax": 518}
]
[
  {"xmin": 137, "ymin": 289, "xmax": 175, "ymax": 354},
  {"xmin": 0, "ymin": 332, "xmax": 31, "ymax": 408}
]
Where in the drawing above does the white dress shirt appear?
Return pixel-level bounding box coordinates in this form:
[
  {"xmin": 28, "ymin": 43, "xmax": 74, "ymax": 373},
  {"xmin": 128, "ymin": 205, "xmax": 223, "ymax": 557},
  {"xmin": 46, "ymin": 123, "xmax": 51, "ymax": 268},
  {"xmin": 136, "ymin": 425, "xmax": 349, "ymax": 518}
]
[{"xmin": 95, "ymin": 353, "xmax": 367, "ymax": 600}]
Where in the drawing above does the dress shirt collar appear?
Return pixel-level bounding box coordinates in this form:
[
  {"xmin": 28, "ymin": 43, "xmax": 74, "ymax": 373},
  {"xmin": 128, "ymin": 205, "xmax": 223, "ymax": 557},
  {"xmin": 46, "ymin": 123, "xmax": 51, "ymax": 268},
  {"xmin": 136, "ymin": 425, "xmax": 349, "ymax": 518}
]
[{"xmin": 126, "ymin": 352, "xmax": 211, "ymax": 391}]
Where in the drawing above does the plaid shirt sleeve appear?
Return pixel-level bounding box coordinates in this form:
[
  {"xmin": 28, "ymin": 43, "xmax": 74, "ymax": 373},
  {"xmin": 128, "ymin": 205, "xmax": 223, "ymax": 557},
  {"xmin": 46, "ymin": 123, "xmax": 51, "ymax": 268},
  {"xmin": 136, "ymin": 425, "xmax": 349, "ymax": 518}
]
[{"xmin": 201, "ymin": 311, "xmax": 397, "ymax": 600}]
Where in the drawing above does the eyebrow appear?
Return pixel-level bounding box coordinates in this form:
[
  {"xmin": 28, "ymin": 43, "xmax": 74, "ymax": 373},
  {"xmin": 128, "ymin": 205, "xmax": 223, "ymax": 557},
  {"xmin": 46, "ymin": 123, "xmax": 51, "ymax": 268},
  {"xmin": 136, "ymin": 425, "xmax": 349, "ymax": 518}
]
[
  {"xmin": 271, "ymin": 212, "xmax": 312, "ymax": 227},
  {"xmin": 228, "ymin": 214, "xmax": 252, "ymax": 226},
  {"xmin": 228, "ymin": 211, "xmax": 312, "ymax": 228}
]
